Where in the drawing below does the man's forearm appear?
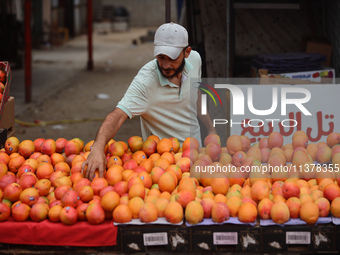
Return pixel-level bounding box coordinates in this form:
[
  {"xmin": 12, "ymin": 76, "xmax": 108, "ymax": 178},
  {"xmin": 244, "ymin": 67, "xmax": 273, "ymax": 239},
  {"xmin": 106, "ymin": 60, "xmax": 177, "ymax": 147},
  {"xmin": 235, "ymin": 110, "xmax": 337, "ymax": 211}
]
[
  {"xmin": 198, "ymin": 113, "xmax": 217, "ymax": 135},
  {"xmin": 93, "ymin": 108, "xmax": 128, "ymax": 150}
]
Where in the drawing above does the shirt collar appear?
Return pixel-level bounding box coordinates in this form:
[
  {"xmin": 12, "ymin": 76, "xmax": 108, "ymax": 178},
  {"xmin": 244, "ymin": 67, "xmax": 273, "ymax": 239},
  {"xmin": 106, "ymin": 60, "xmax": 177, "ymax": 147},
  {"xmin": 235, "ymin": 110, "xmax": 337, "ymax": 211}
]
[{"xmin": 157, "ymin": 59, "xmax": 193, "ymax": 87}]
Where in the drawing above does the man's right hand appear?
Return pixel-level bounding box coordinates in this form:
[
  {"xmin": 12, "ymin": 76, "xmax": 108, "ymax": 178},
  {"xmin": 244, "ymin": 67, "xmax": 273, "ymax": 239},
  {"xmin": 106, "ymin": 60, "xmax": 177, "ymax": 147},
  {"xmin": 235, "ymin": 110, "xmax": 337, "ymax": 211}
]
[{"xmin": 81, "ymin": 145, "xmax": 107, "ymax": 181}]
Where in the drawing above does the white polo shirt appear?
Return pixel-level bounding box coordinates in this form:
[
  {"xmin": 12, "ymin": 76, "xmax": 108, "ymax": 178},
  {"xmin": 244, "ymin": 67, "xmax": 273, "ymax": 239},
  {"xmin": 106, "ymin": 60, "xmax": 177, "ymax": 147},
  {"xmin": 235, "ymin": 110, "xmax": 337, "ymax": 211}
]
[{"xmin": 117, "ymin": 50, "xmax": 202, "ymax": 147}]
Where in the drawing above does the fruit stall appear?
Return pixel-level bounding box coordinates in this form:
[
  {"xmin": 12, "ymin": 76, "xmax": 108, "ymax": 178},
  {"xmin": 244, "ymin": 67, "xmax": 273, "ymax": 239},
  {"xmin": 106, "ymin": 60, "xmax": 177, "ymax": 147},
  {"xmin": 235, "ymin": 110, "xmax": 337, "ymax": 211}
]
[{"xmin": 2, "ymin": 62, "xmax": 340, "ymax": 254}]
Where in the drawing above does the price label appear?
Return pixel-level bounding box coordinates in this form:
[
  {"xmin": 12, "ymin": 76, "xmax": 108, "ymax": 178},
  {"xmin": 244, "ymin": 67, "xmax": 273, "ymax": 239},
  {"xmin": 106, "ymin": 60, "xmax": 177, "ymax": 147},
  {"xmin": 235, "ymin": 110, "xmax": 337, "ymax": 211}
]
[
  {"xmin": 143, "ymin": 232, "xmax": 168, "ymax": 246},
  {"xmin": 213, "ymin": 232, "xmax": 238, "ymax": 245},
  {"xmin": 286, "ymin": 232, "xmax": 311, "ymax": 244}
]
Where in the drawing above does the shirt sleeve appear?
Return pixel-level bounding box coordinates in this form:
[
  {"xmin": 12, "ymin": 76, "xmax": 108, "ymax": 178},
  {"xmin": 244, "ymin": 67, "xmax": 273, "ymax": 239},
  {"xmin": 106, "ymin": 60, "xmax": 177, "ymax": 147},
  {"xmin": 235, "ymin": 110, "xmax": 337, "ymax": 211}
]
[{"xmin": 116, "ymin": 76, "xmax": 149, "ymax": 119}]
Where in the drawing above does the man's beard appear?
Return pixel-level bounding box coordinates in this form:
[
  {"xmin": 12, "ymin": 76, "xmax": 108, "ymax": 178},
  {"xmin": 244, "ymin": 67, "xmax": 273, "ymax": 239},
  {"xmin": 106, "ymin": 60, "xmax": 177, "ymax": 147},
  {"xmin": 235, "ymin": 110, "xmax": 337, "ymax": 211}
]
[{"xmin": 157, "ymin": 58, "xmax": 186, "ymax": 79}]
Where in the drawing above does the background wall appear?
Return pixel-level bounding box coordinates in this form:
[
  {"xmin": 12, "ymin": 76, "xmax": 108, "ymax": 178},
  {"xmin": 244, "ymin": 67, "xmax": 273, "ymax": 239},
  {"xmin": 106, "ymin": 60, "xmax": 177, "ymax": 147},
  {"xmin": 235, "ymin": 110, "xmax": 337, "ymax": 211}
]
[{"xmin": 96, "ymin": 0, "xmax": 178, "ymax": 27}]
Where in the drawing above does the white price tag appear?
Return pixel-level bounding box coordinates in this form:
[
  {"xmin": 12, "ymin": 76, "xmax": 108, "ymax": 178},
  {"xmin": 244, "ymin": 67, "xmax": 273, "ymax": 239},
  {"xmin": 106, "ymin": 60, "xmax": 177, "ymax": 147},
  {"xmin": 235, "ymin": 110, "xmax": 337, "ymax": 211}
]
[
  {"xmin": 213, "ymin": 232, "xmax": 238, "ymax": 245},
  {"xmin": 286, "ymin": 232, "xmax": 311, "ymax": 244},
  {"xmin": 143, "ymin": 232, "xmax": 168, "ymax": 246}
]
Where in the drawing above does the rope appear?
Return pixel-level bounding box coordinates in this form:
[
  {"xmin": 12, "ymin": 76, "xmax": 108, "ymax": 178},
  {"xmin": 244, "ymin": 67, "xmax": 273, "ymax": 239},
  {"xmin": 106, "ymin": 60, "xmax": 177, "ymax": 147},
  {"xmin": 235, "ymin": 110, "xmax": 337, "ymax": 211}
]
[{"xmin": 15, "ymin": 118, "xmax": 105, "ymax": 127}]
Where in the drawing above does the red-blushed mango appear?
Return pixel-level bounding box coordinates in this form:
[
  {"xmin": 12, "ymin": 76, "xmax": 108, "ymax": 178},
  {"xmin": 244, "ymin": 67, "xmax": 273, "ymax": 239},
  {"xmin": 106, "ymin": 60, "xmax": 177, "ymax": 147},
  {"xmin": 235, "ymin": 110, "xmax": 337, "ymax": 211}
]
[
  {"xmin": 41, "ymin": 139, "xmax": 56, "ymax": 156},
  {"xmin": 139, "ymin": 202, "xmax": 158, "ymax": 223},
  {"xmin": 231, "ymin": 151, "xmax": 247, "ymax": 167},
  {"xmin": 155, "ymin": 197, "xmax": 169, "ymax": 217},
  {"xmin": 113, "ymin": 204, "xmax": 132, "ymax": 223},
  {"xmin": 48, "ymin": 204, "xmax": 63, "ymax": 222},
  {"xmin": 73, "ymin": 177, "xmax": 91, "ymax": 193},
  {"xmin": 285, "ymin": 197, "xmax": 301, "ymax": 219},
  {"xmin": 91, "ymin": 177, "xmax": 108, "ymax": 196},
  {"xmin": 300, "ymin": 201, "xmax": 319, "ymax": 225},
  {"xmin": 327, "ymin": 132, "xmax": 340, "ymax": 148},
  {"xmin": 316, "ymin": 146, "xmax": 332, "ymax": 164},
  {"xmin": 292, "ymin": 149, "xmax": 311, "ymax": 168},
  {"xmin": 219, "ymin": 152, "xmax": 232, "ymax": 165},
  {"xmin": 76, "ymin": 203, "xmax": 89, "ymax": 221},
  {"xmin": 226, "ymin": 135, "xmax": 242, "ymax": 155},
  {"xmin": 142, "ymin": 139, "xmax": 157, "ymax": 157},
  {"xmin": 200, "ymin": 197, "xmax": 216, "ymax": 218},
  {"xmin": 113, "ymin": 181, "xmax": 128, "ymax": 197},
  {"xmin": 55, "ymin": 138, "xmax": 67, "ymax": 153},
  {"xmin": 36, "ymin": 162, "xmax": 54, "ymax": 180},
  {"xmin": 226, "ymin": 196, "xmax": 242, "ymax": 217},
  {"xmin": 204, "ymin": 134, "xmax": 221, "ymax": 147},
  {"xmin": 238, "ymin": 202, "xmax": 257, "ymax": 223},
  {"xmin": 5, "ymin": 137, "xmax": 20, "ymax": 155},
  {"xmin": 306, "ymin": 143, "xmax": 318, "ymax": 161},
  {"xmin": 128, "ymin": 197, "xmax": 145, "ymax": 219},
  {"xmin": 176, "ymin": 157, "xmax": 191, "ymax": 173},
  {"xmin": 101, "ymin": 190, "xmax": 120, "ymax": 212},
  {"xmin": 11, "ymin": 202, "xmax": 31, "ymax": 221},
  {"xmin": 33, "ymin": 138, "xmax": 45, "ymax": 153},
  {"xmin": 18, "ymin": 140, "xmax": 35, "ymax": 159},
  {"xmin": 105, "ymin": 165, "xmax": 123, "ymax": 186},
  {"xmin": 240, "ymin": 135, "xmax": 251, "ymax": 152},
  {"xmin": 86, "ymin": 203, "xmax": 105, "ymax": 225},
  {"xmin": 259, "ymin": 138, "xmax": 268, "ymax": 149},
  {"xmin": 164, "ymin": 201, "xmax": 183, "ymax": 224},
  {"xmin": 0, "ymin": 202, "xmax": 11, "ymax": 221},
  {"xmin": 323, "ymin": 182, "xmax": 340, "ymax": 202},
  {"xmin": 3, "ymin": 182, "xmax": 22, "ymax": 203},
  {"xmin": 19, "ymin": 187, "xmax": 39, "ymax": 206},
  {"xmin": 59, "ymin": 206, "xmax": 78, "ymax": 225},
  {"xmin": 251, "ymin": 180, "xmax": 270, "ymax": 203},
  {"xmin": 257, "ymin": 198, "xmax": 273, "ymax": 220},
  {"xmin": 158, "ymin": 171, "xmax": 177, "ymax": 194},
  {"xmin": 211, "ymin": 202, "xmax": 230, "ymax": 223},
  {"xmin": 30, "ymin": 202, "xmax": 49, "ymax": 222},
  {"xmin": 211, "ymin": 176, "xmax": 229, "ymax": 195},
  {"xmin": 246, "ymin": 146, "xmax": 262, "ymax": 162},
  {"xmin": 128, "ymin": 136, "xmax": 143, "ymax": 153},
  {"xmin": 282, "ymin": 179, "xmax": 300, "ymax": 199},
  {"xmin": 78, "ymin": 185, "xmax": 94, "ymax": 203},
  {"xmin": 330, "ymin": 197, "xmax": 340, "ymax": 218},
  {"xmin": 0, "ymin": 173, "xmax": 17, "ymax": 191},
  {"xmin": 292, "ymin": 133, "xmax": 308, "ymax": 149},
  {"xmin": 8, "ymin": 155, "xmax": 25, "ymax": 173},
  {"xmin": 268, "ymin": 132, "xmax": 284, "ymax": 149},
  {"xmin": 108, "ymin": 142, "xmax": 125, "ymax": 158},
  {"xmin": 64, "ymin": 140, "xmax": 81, "ymax": 157},
  {"xmin": 175, "ymin": 189, "xmax": 195, "ymax": 208},
  {"xmin": 271, "ymin": 201, "xmax": 290, "ymax": 224},
  {"xmin": 169, "ymin": 137, "xmax": 180, "ymax": 153},
  {"xmin": 185, "ymin": 200, "xmax": 204, "ymax": 225},
  {"xmin": 61, "ymin": 189, "xmax": 80, "ymax": 208},
  {"xmin": 314, "ymin": 197, "xmax": 330, "ymax": 217},
  {"xmin": 182, "ymin": 137, "xmax": 200, "ymax": 152},
  {"xmin": 34, "ymin": 179, "xmax": 51, "ymax": 197}
]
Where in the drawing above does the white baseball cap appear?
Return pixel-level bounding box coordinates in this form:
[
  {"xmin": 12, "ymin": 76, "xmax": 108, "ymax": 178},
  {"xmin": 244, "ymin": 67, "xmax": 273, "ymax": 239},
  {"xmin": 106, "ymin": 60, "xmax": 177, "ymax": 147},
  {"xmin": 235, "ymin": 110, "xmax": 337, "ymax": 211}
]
[{"xmin": 154, "ymin": 22, "xmax": 188, "ymax": 60}]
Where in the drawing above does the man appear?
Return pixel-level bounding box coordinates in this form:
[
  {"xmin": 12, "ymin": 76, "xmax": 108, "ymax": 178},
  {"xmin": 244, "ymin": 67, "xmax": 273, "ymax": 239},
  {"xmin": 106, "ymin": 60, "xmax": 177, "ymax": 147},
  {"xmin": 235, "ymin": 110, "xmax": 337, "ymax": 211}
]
[{"xmin": 82, "ymin": 22, "xmax": 216, "ymax": 180}]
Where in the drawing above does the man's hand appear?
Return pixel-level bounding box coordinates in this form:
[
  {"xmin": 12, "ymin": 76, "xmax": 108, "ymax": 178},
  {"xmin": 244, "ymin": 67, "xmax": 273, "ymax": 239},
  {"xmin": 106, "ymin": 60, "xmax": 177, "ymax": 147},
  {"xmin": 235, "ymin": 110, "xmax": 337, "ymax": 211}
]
[
  {"xmin": 81, "ymin": 108, "xmax": 128, "ymax": 181},
  {"xmin": 81, "ymin": 145, "xmax": 107, "ymax": 181}
]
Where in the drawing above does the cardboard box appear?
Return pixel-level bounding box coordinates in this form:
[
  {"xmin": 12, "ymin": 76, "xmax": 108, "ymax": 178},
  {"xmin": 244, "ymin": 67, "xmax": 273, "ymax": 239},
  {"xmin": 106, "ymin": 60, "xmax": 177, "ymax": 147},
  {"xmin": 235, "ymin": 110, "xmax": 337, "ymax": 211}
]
[
  {"xmin": 0, "ymin": 62, "xmax": 12, "ymax": 128},
  {"xmin": 191, "ymin": 225, "xmax": 261, "ymax": 253},
  {"xmin": 119, "ymin": 224, "xmax": 190, "ymax": 253},
  {"xmin": 256, "ymin": 68, "xmax": 335, "ymax": 85},
  {"xmin": 262, "ymin": 225, "xmax": 335, "ymax": 253},
  {"xmin": 0, "ymin": 62, "xmax": 11, "ymax": 103},
  {"xmin": 0, "ymin": 128, "xmax": 7, "ymax": 149},
  {"xmin": 306, "ymin": 40, "xmax": 332, "ymax": 67},
  {"xmin": 0, "ymin": 96, "xmax": 15, "ymax": 138}
]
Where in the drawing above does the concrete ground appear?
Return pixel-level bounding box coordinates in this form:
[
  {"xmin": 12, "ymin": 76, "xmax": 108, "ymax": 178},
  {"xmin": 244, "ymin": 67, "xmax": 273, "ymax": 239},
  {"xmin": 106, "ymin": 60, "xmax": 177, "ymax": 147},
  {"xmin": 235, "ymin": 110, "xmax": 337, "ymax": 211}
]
[{"xmin": 11, "ymin": 27, "xmax": 156, "ymax": 145}]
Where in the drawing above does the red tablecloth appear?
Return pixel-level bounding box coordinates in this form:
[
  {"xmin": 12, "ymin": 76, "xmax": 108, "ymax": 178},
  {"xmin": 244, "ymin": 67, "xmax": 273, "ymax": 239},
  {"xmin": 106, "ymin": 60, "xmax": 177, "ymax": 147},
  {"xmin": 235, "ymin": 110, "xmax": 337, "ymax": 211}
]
[{"xmin": 0, "ymin": 218, "xmax": 118, "ymax": 247}]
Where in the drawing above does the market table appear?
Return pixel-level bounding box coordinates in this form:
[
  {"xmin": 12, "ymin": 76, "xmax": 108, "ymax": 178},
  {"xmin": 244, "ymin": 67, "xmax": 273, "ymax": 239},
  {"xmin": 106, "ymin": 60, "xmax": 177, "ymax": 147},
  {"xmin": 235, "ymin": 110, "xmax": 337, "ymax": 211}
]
[{"xmin": 0, "ymin": 217, "xmax": 118, "ymax": 247}]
